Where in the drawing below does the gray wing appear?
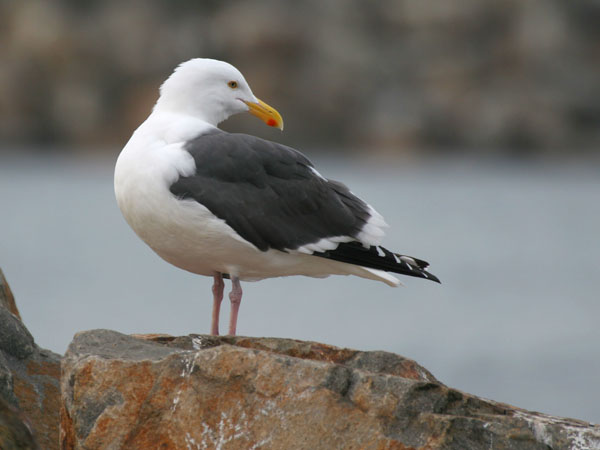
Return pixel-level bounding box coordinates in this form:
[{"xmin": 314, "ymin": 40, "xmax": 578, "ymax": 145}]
[{"xmin": 170, "ymin": 131, "xmax": 371, "ymax": 252}]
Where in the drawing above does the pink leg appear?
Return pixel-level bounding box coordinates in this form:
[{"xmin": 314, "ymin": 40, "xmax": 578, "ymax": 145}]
[
  {"xmin": 228, "ymin": 276, "xmax": 243, "ymax": 336},
  {"xmin": 210, "ymin": 272, "xmax": 224, "ymax": 335}
]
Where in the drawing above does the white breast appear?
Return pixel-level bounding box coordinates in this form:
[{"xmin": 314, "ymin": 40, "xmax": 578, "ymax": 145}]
[{"xmin": 114, "ymin": 112, "xmax": 258, "ymax": 276}]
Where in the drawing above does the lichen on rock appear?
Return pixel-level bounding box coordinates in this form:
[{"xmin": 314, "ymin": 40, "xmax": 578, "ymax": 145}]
[{"xmin": 61, "ymin": 330, "xmax": 600, "ymax": 450}]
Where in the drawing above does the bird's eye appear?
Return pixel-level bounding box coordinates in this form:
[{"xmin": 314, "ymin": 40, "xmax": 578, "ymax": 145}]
[{"xmin": 228, "ymin": 81, "xmax": 238, "ymax": 89}]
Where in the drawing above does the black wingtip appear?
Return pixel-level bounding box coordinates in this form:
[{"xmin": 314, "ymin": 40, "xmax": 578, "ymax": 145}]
[
  {"xmin": 424, "ymin": 271, "xmax": 441, "ymax": 284},
  {"xmin": 313, "ymin": 242, "xmax": 441, "ymax": 284},
  {"xmin": 394, "ymin": 254, "xmax": 440, "ymax": 284},
  {"xmin": 405, "ymin": 265, "xmax": 441, "ymax": 284}
]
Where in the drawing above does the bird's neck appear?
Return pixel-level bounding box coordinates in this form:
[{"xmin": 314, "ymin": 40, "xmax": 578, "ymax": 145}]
[
  {"xmin": 153, "ymin": 95, "xmax": 230, "ymax": 128},
  {"xmin": 139, "ymin": 110, "xmax": 218, "ymax": 145}
]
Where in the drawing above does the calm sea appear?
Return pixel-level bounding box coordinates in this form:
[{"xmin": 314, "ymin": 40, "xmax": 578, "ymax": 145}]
[{"xmin": 1, "ymin": 151, "xmax": 599, "ymax": 423}]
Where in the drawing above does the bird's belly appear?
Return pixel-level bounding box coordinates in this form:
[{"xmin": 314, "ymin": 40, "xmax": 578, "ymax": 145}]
[
  {"xmin": 117, "ymin": 192, "xmax": 344, "ymax": 281},
  {"xmin": 117, "ymin": 182, "xmax": 258, "ymax": 275},
  {"xmin": 115, "ymin": 162, "xmax": 355, "ymax": 281}
]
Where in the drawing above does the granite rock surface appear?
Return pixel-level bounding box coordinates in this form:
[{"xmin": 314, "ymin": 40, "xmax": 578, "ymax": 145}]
[
  {"xmin": 0, "ymin": 269, "xmax": 61, "ymax": 450},
  {"xmin": 61, "ymin": 330, "xmax": 600, "ymax": 450}
]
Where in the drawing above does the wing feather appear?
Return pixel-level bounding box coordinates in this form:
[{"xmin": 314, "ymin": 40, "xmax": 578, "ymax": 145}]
[{"xmin": 169, "ymin": 131, "xmax": 373, "ymax": 252}]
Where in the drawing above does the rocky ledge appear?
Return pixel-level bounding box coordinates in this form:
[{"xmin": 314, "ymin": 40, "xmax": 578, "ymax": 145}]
[
  {"xmin": 0, "ymin": 269, "xmax": 61, "ymax": 449},
  {"xmin": 1, "ymin": 269, "xmax": 599, "ymax": 449},
  {"xmin": 60, "ymin": 330, "xmax": 600, "ymax": 450}
]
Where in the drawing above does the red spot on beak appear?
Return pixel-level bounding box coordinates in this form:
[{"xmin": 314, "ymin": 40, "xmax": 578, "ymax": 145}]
[{"xmin": 267, "ymin": 118, "xmax": 277, "ymax": 127}]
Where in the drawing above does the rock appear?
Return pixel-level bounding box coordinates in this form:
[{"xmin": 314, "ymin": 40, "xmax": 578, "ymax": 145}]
[
  {"xmin": 0, "ymin": 269, "xmax": 21, "ymax": 320},
  {"xmin": 0, "ymin": 307, "xmax": 35, "ymax": 360},
  {"xmin": 61, "ymin": 330, "xmax": 600, "ymax": 449},
  {"xmin": 0, "ymin": 270, "xmax": 61, "ymax": 450},
  {"xmin": 0, "ymin": 397, "xmax": 38, "ymax": 450}
]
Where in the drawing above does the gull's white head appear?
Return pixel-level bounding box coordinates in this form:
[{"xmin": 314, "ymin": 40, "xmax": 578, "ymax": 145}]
[{"xmin": 154, "ymin": 58, "xmax": 283, "ymax": 130}]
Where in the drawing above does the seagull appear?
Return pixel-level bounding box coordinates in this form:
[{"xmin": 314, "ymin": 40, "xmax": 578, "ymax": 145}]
[{"xmin": 114, "ymin": 58, "xmax": 439, "ymax": 336}]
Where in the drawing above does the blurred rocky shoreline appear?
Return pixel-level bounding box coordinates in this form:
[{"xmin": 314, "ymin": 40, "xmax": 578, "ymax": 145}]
[{"xmin": 1, "ymin": 1, "xmax": 599, "ymax": 156}]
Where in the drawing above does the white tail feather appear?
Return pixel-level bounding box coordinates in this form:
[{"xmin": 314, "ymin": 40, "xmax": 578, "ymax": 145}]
[{"xmin": 360, "ymin": 267, "xmax": 403, "ymax": 287}]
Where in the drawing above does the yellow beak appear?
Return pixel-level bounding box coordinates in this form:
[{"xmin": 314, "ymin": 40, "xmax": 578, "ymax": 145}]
[{"xmin": 244, "ymin": 98, "xmax": 284, "ymax": 130}]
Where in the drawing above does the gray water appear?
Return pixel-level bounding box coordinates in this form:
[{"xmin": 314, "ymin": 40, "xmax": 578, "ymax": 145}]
[{"xmin": 1, "ymin": 152, "xmax": 599, "ymax": 424}]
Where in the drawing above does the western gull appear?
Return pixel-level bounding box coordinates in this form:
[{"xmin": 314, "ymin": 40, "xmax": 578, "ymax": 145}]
[{"xmin": 114, "ymin": 58, "xmax": 439, "ymax": 336}]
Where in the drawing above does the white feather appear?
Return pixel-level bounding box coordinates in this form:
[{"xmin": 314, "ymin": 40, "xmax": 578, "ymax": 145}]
[{"xmin": 357, "ymin": 205, "xmax": 388, "ymax": 246}]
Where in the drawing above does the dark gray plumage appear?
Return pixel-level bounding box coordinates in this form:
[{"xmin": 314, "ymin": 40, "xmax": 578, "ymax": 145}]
[{"xmin": 170, "ymin": 131, "xmax": 371, "ymax": 252}]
